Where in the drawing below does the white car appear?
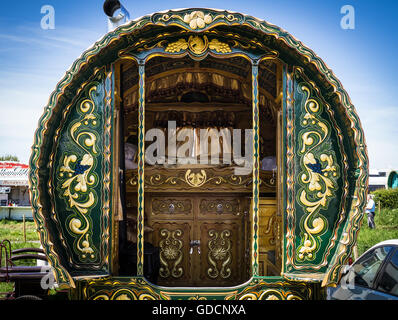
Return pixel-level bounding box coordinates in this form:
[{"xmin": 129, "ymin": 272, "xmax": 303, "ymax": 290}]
[{"xmin": 328, "ymin": 240, "xmax": 398, "ymax": 300}]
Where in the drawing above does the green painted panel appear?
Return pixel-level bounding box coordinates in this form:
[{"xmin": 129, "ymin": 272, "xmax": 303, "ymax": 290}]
[
  {"xmin": 51, "ymin": 69, "xmax": 113, "ymax": 274},
  {"xmin": 282, "ymin": 67, "xmax": 358, "ymax": 281}
]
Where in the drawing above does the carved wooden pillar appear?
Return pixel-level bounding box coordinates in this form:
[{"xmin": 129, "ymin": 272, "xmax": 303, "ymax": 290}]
[
  {"xmin": 251, "ymin": 60, "xmax": 260, "ymax": 276},
  {"xmin": 137, "ymin": 61, "xmax": 145, "ymax": 276}
]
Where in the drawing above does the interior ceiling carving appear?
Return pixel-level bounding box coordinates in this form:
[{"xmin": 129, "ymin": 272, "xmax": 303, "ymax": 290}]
[{"xmin": 121, "ymin": 56, "xmax": 278, "ymax": 122}]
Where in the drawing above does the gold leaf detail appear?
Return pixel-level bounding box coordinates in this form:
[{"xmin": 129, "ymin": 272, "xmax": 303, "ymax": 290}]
[
  {"xmin": 185, "ymin": 169, "xmax": 207, "ymax": 187},
  {"xmin": 159, "ymin": 229, "xmax": 184, "ymax": 279},
  {"xmin": 165, "ymin": 36, "xmax": 231, "ymax": 55},
  {"xmin": 297, "ymin": 85, "xmax": 338, "ymax": 261},
  {"xmin": 165, "ymin": 38, "xmax": 188, "ymax": 53},
  {"xmin": 188, "ymin": 35, "xmax": 208, "ymax": 55},
  {"xmin": 209, "ymin": 39, "xmax": 231, "ymax": 53},
  {"xmin": 58, "ymin": 85, "xmax": 100, "ymax": 260},
  {"xmin": 207, "ymin": 229, "xmax": 232, "ymax": 279}
]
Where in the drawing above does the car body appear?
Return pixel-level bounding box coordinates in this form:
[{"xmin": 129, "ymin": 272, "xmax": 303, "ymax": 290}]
[{"xmin": 328, "ymin": 240, "xmax": 398, "ymax": 300}]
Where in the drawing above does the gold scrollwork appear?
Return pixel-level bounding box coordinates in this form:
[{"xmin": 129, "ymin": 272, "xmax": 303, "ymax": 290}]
[
  {"xmin": 156, "ymin": 10, "xmax": 240, "ymax": 29},
  {"xmin": 127, "ymin": 169, "xmax": 253, "ymax": 189},
  {"xmin": 184, "ymin": 169, "xmax": 253, "ymax": 188},
  {"xmin": 188, "ymin": 295, "xmax": 208, "ymax": 300},
  {"xmin": 185, "ymin": 169, "xmax": 207, "ymax": 187},
  {"xmin": 157, "ymin": 10, "xmax": 213, "ymax": 29},
  {"xmin": 91, "ymin": 287, "xmax": 159, "ymax": 300},
  {"xmin": 199, "ymin": 199, "xmax": 239, "ymax": 215},
  {"xmin": 297, "ymin": 85, "xmax": 339, "ymax": 261},
  {"xmin": 159, "ymin": 229, "xmax": 184, "ymax": 278},
  {"xmin": 59, "ymin": 154, "xmax": 95, "ymax": 214},
  {"xmin": 152, "ymin": 199, "xmax": 192, "ymax": 214},
  {"xmin": 165, "ymin": 35, "xmax": 231, "ymax": 55},
  {"xmin": 237, "ymin": 289, "xmax": 302, "ymax": 300},
  {"xmin": 207, "ymin": 230, "xmax": 232, "ymax": 279},
  {"xmin": 58, "ymin": 86, "xmax": 100, "ymax": 260}
]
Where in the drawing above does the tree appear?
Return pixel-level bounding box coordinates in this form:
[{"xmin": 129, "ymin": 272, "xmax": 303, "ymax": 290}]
[{"xmin": 0, "ymin": 154, "xmax": 19, "ymax": 161}]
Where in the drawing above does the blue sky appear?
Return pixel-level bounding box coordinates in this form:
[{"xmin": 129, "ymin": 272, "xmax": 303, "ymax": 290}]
[{"xmin": 0, "ymin": 0, "xmax": 397, "ymax": 170}]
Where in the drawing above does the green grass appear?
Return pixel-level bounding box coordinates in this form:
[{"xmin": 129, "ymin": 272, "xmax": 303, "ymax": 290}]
[
  {"xmin": 0, "ymin": 219, "xmax": 40, "ymax": 297},
  {"xmin": 356, "ymin": 208, "xmax": 398, "ymax": 257},
  {"xmin": 0, "ymin": 219, "xmax": 41, "ymax": 266},
  {"xmin": 0, "ymin": 219, "xmax": 39, "ymax": 242}
]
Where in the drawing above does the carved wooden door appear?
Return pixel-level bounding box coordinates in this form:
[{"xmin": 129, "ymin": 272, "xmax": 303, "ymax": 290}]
[
  {"xmin": 151, "ymin": 221, "xmax": 192, "ymax": 286},
  {"xmin": 146, "ymin": 194, "xmax": 247, "ymax": 287},
  {"xmin": 196, "ymin": 196, "xmax": 246, "ymax": 286},
  {"xmin": 146, "ymin": 194, "xmax": 194, "ymax": 286}
]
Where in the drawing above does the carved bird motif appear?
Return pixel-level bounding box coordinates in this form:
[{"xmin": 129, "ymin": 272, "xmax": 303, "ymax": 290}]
[
  {"xmin": 74, "ymin": 159, "xmax": 91, "ymax": 175},
  {"xmin": 307, "ymin": 158, "xmax": 323, "ymax": 174}
]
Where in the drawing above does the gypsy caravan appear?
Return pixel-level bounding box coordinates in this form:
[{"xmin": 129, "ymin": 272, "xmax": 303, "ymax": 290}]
[{"xmin": 29, "ymin": 7, "xmax": 368, "ymax": 300}]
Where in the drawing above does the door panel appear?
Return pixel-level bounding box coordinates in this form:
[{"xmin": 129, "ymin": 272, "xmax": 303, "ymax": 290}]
[
  {"xmin": 151, "ymin": 221, "xmax": 192, "ymax": 286},
  {"xmin": 198, "ymin": 221, "xmax": 243, "ymax": 286},
  {"xmin": 198, "ymin": 197, "xmax": 242, "ymax": 220},
  {"xmin": 147, "ymin": 194, "xmax": 246, "ymax": 287},
  {"xmin": 148, "ymin": 195, "xmax": 194, "ymax": 220}
]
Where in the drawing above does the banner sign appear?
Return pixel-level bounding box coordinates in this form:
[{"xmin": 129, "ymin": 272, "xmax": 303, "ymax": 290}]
[{"xmin": 0, "ymin": 162, "xmax": 29, "ymax": 186}]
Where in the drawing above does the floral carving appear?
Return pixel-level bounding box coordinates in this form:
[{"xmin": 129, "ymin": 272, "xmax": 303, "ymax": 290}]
[
  {"xmin": 165, "ymin": 36, "xmax": 231, "ymax": 55},
  {"xmin": 297, "ymin": 85, "xmax": 339, "ymax": 261},
  {"xmin": 159, "ymin": 229, "xmax": 184, "ymax": 278},
  {"xmin": 207, "ymin": 230, "xmax": 232, "ymax": 279},
  {"xmin": 185, "ymin": 169, "xmax": 207, "ymax": 187},
  {"xmin": 57, "ymin": 85, "xmax": 101, "ymax": 260},
  {"xmin": 59, "ymin": 154, "xmax": 95, "ymax": 214}
]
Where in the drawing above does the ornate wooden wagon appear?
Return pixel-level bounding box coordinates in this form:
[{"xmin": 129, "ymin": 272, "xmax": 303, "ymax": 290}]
[{"xmin": 29, "ymin": 8, "xmax": 368, "ymax": 300}]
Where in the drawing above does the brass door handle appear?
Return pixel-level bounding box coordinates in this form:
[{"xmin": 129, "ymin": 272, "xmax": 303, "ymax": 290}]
[
  {"xmin": 190, "ymin": 240, "xmax": 200, "ymax": 246},
  {"xmin": 189, "ymin": 240, "xmax": 200, "ymax": 254}
]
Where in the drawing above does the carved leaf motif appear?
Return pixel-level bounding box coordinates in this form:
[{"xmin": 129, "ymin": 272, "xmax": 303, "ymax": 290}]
[
  {"xmin": 297, "ymin": 84, "xmax": 339, "ymax": 261},
  {"xmin": 207, "ymin": 229, "xmax": 232, "ymax": 279},
  {"xmin": 164, "ymin": 36, "xmax": 231, "ymax": 55},
  {"xmin": 57, "ymin": 85, "xmax": 101, "ymax": 261},
  {"xmin": 209, "ymin": 39, "xmax": 232, "ymax": 53},
  {"xmin": 159, "ymin": 229, "xmax": 184, "ymax": 279},
  {"xmin": 165, "ymin": 38, "xmax": 188, "ymax": 53},
  {"xmin": 152, "ymin": 199, "xmax": 192, "ymax": 214}
]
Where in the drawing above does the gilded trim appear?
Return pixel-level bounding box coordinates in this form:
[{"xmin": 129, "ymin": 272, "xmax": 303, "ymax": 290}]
[
  {"xmin": 75, "ymin": 276, "xmax": 315, "ymax": 300},
  {"xmin": 136, "ymin": 63, "xmax": 145, "ymax": 276},
  {"xmin": 251, "ymin": 61, "xmax": 260, "ymax": 276}
]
